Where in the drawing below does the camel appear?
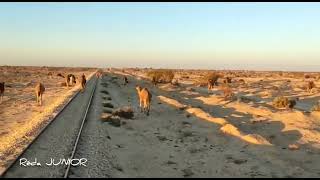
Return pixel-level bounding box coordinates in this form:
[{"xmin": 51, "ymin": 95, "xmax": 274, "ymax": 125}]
[
  {"xmin": 96, "ymin": 71, "xmax": 102, "ymax": 79},
  {"xmin": 35, "ymin": 82, "xmax": 45, "ymax": 106},
  {"xmin": 135, "ymin": 85, "xmax": 152, "ymax": 115},
  {"xmin": 307, "ymin": 81, "xmax": 316, "ymax": 93},
  {"xmin": 65, "ymin": 74, "xmax": 76, "ymax": 87},
  {"xmin": 80, "ymin": 73, "xmax": 87, "ymax": 93},
  {"xmin": 219, "ymin": 85, "xmax": 234, "ymax": 100},
  {"xmin": 124, "ymin": 76, "xmax": 129, "ymax": 85},
  {"xmin": 0, "ymin": 82, "xmax": 4, "ymax": 102},
  {"xmin": 151, "ymin": 76, "xmax": 157, "ymax": 86},
  {"xmin": 207, "ymin": 79, "xmax": 214, "ymax": 92}
]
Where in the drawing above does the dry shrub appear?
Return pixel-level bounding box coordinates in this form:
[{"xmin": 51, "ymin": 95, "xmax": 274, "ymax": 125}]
[
  {"xmin": 194, "ymin": 72, "xmax": 220, "ymax": 87},
  {"xmin": 112, "ymin": 106, "xmax": 134, "ymax": 119},
  {"xmin": 205, "ymin": 72, "xmax": 220, "ymax": 85},
  {"xmin": 101, "ymin": 113, "xmax": 121, "ymax": 127},
  {"xmin": 146, "ymin": 70, "xmax": 175, "ymax": 84},
  {"xmin": 272, "ymin": 96, "xmax": 289, "ymax": 108},
  {"xmin": 238, "ymin": 79, "xmax": 245, "ymax": 84},
  {"xmin": 305, "ymin": 74, "xmax": 311, "ymax": 79},
  {"xmin": 272, "ymin": 96, "xmax": 296, "ymax": 109}
]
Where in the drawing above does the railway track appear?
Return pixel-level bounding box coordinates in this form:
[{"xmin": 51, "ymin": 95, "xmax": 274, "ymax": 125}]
[
  {"xmin": 1, "ymin": 76, "xmax": 98, "ymax": 178},
  {"xmin": 64, "ymin": 76, "xmax": 97, "ymax": 178}
]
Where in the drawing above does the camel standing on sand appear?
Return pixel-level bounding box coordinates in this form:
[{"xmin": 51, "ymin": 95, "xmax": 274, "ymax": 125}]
[
  {"xmin": 35, "ymin": 83, "xmax": 45, "ymax": 106},
  {"xmin": 207, "ymin": 79, "xmax": 214, "ymax": 91},
  {"xmin": 151, "ymin": 76, "xmax": 157, "ymax": 86},
  {"xmin": 0, "ymin": 82, "xmax": 4, "ymax": 102},
  {"xmin": 123, "ymin": 76, "xmax": 129, "ymax": 85},
  {"xmin": 80, "ymin": 73, "xmax": 87, "ymax": 93},
  {"xmin": 65, "ymin": 74, "xmax": 76, "ymax": 87},
  {"xmin": 219, "ymin": 85, "xmax": 234, "ymax": 100},
  {"xmin": 135, "ymin": 85, "xmax": 152, "ymax": 115},
  {"xmin": 96, "ymin": 71, "xmax": 102, "ymax": 79}
]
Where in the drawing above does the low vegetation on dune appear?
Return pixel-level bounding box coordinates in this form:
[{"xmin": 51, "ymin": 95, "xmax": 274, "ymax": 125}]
[
  {"xmin": 272, "ymin": 96, "xmax": 296, "ymax": 109},
  {"xmin": 146, "ymin": 69, "xmax": 175, "ymax": 84},
  {"xmin": 194, "ymin": 72, "xmax": 221, "ymax": 87},
  {"xmin": 205, "ymin": 72, "xmax": 221, "ymax": 84},
  {"xmin": 273, "ymin": 96, "xmax": 290, "ymax": 108}
]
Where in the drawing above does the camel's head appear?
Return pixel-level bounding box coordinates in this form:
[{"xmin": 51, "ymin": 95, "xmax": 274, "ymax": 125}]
[{"xmin": 136, "ymin": 85, "xmax": 142, "ymax": 92}]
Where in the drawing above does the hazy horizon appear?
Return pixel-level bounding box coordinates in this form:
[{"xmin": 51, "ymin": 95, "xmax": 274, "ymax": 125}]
[{"xmin": 1, "ymin": 2, "xmax": 320, "ymax": 72}]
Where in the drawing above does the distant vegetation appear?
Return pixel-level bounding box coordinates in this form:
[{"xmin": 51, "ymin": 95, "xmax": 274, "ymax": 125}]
[
  {"xmin": 146, "ymin": 70, "xmax": 175, "ymax": 84},
  {"xmin": 272, "ymin": 96, "xmax": 296, "ymax": 109},
  {"xmin": 193, "ymin": 72, "xmax": 221, "ymax": 87}
]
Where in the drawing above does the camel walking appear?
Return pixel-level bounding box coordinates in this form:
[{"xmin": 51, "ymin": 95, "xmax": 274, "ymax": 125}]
[
  {"xmin": 0, "ymin": 82, "xmax": 4, "ymax": 102},
  {"xmin": 96, "ymin": 71, "xmax": 102, "ymax": 79},
  {"xmin": 135, "ymin": 85, "xmax": 152, "ymax": 115},
  {"xmin": 35, "ymin": 82, "xmax": 45, "ymax": 106},
  {"xmin": 80, "ymin": 73, "xmax": 87, "ymax": 93},
  {"xmin": 208, "ymin": 79, "xmax": 214, "ymax": 92},
  {"xmin": 124, "ymin": 76, "xmax": 129, "ymax": 85},
  {"xmin": 65, "ymin": 74, "xmax": 76, "ymax": 87}
]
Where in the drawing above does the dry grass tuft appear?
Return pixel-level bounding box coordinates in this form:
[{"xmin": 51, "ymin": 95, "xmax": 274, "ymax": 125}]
[
  {"xmin": 112, "ymin": 106, "xmax": 134, "ymax": 119},
  {"xmin": 146, "ymin": 70, "xmax": 175, "ymax": 84}
]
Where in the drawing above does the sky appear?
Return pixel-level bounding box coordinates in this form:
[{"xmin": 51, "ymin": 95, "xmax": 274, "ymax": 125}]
[{"xmin": 0, "ymin": 2, "xmax": 320, "ymax": 71}]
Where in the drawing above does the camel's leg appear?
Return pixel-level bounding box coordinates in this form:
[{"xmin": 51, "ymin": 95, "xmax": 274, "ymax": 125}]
[
  {"xmin": 36, "ymin": 93, "xmax": 39, "ymax": 105},
  {"xmin": 140, "ymin": 100, "xmax": 143, "ymax": 113},
  {"xmin": 40, "ymin": 94, "xmax": 42, "ymax": 106},
  {"xmin": 143, "ymin": 100, "xmax": 147, "ymax": 114},
  {"xmin": 146, "ymin": 101, "xmax": 150, "ymax": 116}
]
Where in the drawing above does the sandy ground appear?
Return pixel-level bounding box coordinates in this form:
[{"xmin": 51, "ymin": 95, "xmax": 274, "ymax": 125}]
[
  {"xmin": 101, "ymin": 69, "xmax": 320, "ymax": 177},
  {"xmin": 0, "ymin": 66, "xmax": 96, "ymax": 173},
  {"xmin": 2, "ymin": 68, "xmax": 320, "ymax": 177}
]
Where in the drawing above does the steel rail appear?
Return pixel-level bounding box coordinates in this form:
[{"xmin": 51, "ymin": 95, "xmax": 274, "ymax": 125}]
[{"xmin": 0, "ymin": 76, "xmax": 97, "ymax": 177}]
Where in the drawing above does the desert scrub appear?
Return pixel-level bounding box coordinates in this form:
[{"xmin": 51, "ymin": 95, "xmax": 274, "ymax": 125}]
[
  {"xmin": 272, "ymin": 96, "xmax": 296, "ymax": 109},
  {"xmin": 146, "ymin": 70, "xmax": 175, "ymax": 83},
  {"xmin": 304, "ymin": 74, "xmax": 311, "ymax": 79},
  {"xmin": 272, "ymin": 96, "xmax": 290, "ymax": 108},
  {"xmin": 205, "ymin": 72, "xmax": 221, "ymax": 84},
  {"xmin": 194, "ymin": 72, "xmax": 221, "ymax": 87}
]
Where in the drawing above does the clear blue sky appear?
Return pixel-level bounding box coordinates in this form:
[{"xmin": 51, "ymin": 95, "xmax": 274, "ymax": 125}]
[{"xmin": 0, "ymin": 2, "xmax": 319, "ymax": 71}]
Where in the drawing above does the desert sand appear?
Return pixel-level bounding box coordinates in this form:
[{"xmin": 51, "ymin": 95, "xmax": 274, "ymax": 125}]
[{"xmin": 1, "ymin": 67, "xmax": 320, "ymax": 177}]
